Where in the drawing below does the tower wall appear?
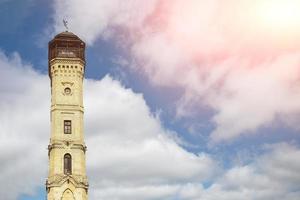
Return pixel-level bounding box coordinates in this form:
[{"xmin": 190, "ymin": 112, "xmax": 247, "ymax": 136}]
[{"xmin": 47, "ymin": 33, "xmax": 88, "ymax": 200}]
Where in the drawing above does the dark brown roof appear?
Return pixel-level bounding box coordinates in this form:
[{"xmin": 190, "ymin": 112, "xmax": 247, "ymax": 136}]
[{"xmin": 48, "ymin": 31, "xmax": 86, "ymax": 63}]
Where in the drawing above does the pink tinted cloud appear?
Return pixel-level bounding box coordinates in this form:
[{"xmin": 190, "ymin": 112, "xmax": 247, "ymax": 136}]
[
  {"xmin": 54, "ymin": 0, "xmax": 300, "ymax": 142},
  {"xmin": 131, "ymin": 0, "xmax": 300, "ymax": 142}
]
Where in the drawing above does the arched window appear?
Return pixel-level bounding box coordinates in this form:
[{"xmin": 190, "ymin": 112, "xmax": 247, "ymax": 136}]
[{"xmin": 64, "ymin": 154, "xmax": 72, "ymax": 175}]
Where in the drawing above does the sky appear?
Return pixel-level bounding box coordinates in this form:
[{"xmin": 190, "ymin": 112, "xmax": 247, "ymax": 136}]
[{"xmin": 0, "ymin": 0, "xmax": 300, "ymax": 199}]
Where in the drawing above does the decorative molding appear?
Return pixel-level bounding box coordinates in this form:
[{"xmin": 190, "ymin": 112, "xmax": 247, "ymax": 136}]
[
  {"xmin": 61, "ymin": 82, "xmax": 74, "ymax": 86},
  {"xmin": 51, "ymin": 104, "xmax": 84, "ymax": 113},
  {"xmin": 46, "ymin": 174, "xmax": 89, "ymax": 191},
  {"xmin": 48, "ymin": 140, "xmax": 87, "ymax": 152},
  {"xmin": 49, "ymin": 58, "xmax": 85, "ymax": 66},
  {"xmin": 71, "ymin": 144, "xmax": 87, "ymax": 153},
  {"xmin": 48, "ymin": 143, "xmax": 64, "ymax": 156}
]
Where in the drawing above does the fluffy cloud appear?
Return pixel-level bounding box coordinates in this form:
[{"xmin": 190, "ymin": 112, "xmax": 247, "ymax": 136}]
[
  {"xmin": 0, "ymin": 50, "xmax": 299, "ymax": 200},
  {"xmin": 53, "ymin": 0, "xmax": 158, "ymax": 44},
  {"xmin": 203, "ymin": 143, "xmax": 300, "ymax": 200},
  {"xmin": 90, "ymin": 142, "xmax": 300, "ymax": 200},
  {"xmin": 0, "ymin": 51, "xmax": 216, "ymax": 200},
  {"xmin": 0, "ymin": 51, "xmax": 49, "ymax": 200},
  {"xmin": 85, "ymin": 76, "xmax": 216, "ymax": 199},
  {"xmin": 84, "ymin": 76, "xmax": 217, "ymax": 197},
  {"xmin": 52, "ymin": 0, "xmax": 300, "ymax": 142}
]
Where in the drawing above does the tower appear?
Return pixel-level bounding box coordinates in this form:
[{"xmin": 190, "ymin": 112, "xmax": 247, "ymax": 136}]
[{"xmin": 46, "ymin": 31, "xmax": 88, "ymax": 200}]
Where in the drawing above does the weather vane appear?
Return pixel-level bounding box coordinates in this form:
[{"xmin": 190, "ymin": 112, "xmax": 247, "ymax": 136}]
[{"xmin": 63, "ymin": 19, "xmax": 69, "ymax": 31}]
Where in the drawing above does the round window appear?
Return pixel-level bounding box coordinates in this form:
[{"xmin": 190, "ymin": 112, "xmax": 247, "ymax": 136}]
[{"xmin": 64, "ymin": 87, "xmax": 71, "ymax": 95}]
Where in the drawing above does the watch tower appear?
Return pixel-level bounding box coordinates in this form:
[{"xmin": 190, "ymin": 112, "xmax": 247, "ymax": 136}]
[{"xmin": 46, "ymin": 31, "xmax": 88, "ymax": 200}]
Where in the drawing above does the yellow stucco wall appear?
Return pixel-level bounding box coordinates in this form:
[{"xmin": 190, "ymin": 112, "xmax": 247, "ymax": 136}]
[{"xmin": 47, "ymin": 58, "xmax": 88, "ymax": 200}]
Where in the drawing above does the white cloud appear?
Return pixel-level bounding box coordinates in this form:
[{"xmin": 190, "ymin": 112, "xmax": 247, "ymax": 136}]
[
  {"xmin": 0, "ymin": 51, "xmax": 216, "ymax": 200},
  {"xmin": 90, "ymin": 141, "xmax": 300, "ymax": 200},
  {"xmin": 258, "ymin": 143, "xmax": 300, "ymax": 187},
  {"xmin": 53, "ymin": 0, "xmax": 158, "ymax": 44},
  {"xmin": 0, "ymin": 49, "xmax": 299, "ymax": 200},
  {"xmin": 0, "ymin": 51, "xmax": 49, "ymax": 200},
  {"xmin": 202, "ymin": 143, "xmax": 300, "ymax": 200},
  {"xmin": 84, "ymin": 76, "xmax": 217, "ymax": 195},
  {"xmin": 52, "ymin": 0, "xmax": 300, "ymax": 142}
]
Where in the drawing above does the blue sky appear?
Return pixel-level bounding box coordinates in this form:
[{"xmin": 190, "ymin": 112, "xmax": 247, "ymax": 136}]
[{"xmin": 1, "ymin": 0, "xmax": 300, "ymax": 200}]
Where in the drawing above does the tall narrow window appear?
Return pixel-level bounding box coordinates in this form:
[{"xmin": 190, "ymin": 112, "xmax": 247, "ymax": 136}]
[
  {"xmin": 64, "ymin": 154, "xmax": 72, "ymax": 175},
  {"xmin": 64, "ymin": 120, "xmax": 71, "ymax": 134}
]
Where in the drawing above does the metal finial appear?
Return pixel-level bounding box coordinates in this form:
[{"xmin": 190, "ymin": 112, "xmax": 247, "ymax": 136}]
[{"xmin": 63, "ymin": 19, "xmax": 69, "ymax": 31}]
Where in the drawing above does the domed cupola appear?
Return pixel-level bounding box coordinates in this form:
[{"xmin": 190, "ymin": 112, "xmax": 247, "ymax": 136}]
[{"xmin": 48, "ymin": 31, "xmax": 85, "ymax": 63}]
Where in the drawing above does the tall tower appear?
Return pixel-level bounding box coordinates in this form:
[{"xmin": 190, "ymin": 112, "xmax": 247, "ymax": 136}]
[{"xmin": 46, "ymin": 31, "xmax": 88, "ymax": 200}]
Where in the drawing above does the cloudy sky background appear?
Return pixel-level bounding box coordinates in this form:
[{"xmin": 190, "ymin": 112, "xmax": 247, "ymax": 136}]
[{"xmin": 0, "ymin": 0, "xmax": 300, "ymax": 199}]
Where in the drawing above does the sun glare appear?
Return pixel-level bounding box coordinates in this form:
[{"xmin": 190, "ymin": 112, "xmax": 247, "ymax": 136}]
[{"xmin": 258, "ymin": 0, "xmax": 300, "ymax": 29}]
